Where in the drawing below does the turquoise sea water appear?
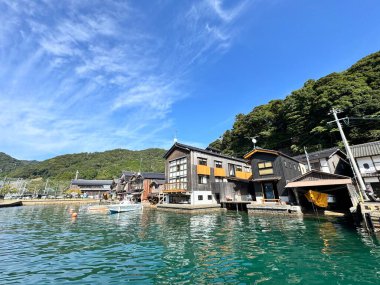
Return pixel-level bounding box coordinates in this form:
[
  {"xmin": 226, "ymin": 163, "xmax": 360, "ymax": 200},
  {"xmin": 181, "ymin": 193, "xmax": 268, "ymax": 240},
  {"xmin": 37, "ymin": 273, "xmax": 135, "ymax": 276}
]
[{"xmin": 1, "ymin": 205, "xmax": 380, "ymax": 284}]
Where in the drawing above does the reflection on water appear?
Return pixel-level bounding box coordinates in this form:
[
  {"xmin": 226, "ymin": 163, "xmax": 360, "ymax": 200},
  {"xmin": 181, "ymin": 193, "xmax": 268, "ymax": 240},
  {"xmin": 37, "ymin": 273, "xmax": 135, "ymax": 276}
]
[{"xmin": 0, "ymin": 205, "xmax": 380, "ymax": 284}]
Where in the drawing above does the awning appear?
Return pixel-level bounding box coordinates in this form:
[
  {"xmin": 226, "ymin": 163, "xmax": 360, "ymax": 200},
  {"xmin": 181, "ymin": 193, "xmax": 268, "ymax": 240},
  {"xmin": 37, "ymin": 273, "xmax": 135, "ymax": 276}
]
[
  {"xmin": 252, "ymin": 176, "xmax": 282, "ymax": 182},
  {"xmin": 285, "ymin": 179, "xmax": 352, "ymax": 188}
]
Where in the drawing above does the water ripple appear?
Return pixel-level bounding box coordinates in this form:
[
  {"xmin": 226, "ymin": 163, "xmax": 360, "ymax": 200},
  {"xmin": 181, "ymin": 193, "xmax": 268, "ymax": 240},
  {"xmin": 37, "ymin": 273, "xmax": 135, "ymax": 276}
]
[{"xmin": 0, "ymin": 206, "xmax": 379, "ymax": 284}]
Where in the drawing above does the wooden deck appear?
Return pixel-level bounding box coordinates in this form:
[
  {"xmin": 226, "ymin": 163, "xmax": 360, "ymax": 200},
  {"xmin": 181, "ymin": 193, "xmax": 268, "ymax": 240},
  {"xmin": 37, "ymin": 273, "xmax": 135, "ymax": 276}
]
[{"xmin": 361, "ymin": 202, "xmax": 380, "ymax": 232}]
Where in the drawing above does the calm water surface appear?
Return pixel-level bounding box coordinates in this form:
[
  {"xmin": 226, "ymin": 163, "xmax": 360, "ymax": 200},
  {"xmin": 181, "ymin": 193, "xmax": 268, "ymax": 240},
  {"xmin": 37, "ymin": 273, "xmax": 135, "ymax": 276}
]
[{"xmin": 1, "ymin": 205, "xmax": 380, "ymax": 284}]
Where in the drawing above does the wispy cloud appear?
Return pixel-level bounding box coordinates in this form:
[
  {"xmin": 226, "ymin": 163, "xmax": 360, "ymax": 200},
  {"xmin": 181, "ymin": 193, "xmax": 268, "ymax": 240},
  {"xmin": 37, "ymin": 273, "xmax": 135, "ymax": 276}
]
[{"xmin": 0, "ymin": 0, "xmax": 249, "ymax": 160}]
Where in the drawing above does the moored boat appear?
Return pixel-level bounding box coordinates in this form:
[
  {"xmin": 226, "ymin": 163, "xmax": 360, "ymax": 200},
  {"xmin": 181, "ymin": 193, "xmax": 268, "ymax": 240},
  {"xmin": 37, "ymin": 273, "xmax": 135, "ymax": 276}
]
[{"xmin": 107, "ymin": 195, "xmax": 142, "ymax": 214}]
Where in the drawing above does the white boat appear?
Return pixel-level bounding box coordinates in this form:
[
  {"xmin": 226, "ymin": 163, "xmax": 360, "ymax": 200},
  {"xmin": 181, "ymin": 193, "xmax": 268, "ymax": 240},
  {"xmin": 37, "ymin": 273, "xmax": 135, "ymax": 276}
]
[{"xmin": 107, "ymin": 196, "xmax": 142, "ymax": 214}]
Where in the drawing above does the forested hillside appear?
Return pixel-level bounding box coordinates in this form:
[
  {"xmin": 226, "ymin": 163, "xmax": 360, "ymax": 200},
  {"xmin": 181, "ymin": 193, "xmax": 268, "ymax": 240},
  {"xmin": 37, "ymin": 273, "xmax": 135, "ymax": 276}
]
[
  {"xmin": 1, "ymin": 149, "xmax": 166, "ymax": 180},
  {"xmin": 209, "ymin": 51, "xmax": 380, "ymax": 157},
  {"xmin": 0, "ymin": 152, "xmax": 37, "ymax": 174}
]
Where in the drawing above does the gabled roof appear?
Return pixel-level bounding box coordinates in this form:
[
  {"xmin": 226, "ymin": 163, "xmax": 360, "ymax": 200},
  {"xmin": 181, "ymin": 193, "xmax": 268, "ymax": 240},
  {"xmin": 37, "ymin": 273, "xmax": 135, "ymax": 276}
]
[
  {"xmin": 71, "ymin": 179, "xmax": 113, "ymax": 186},
  {"xmin": 141, "ymin": 172, "xmax": 165, "ymax": 180},
  {"xmin": 351, "ymin": 141, "xmax": 380, "ymax": 158},
  {"xmin": 293, "ymin": 147, "xmax": 346, "ymax": 162},
  {"xmin": 285, "ymin": 170, "xmax": 352, "ymax": 188},
  {"xmin": 289, "ymin": 170, "xmax": 351, "ymax": 182},
  {"xmin": 163, "ymin": 142, "xmax": 247, "ymax": 163},
  {"xmin": 244, "ymin": 148, "xmax": 302, "ymax": 163}
]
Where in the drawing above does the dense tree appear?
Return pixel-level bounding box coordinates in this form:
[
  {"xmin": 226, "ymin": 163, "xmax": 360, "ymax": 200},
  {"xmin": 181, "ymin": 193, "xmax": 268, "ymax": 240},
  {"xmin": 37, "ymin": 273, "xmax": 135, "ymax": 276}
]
[
  {"xmin": 1, "ymin": 148, "xmax": 166, "ymax": 180},
  {"xmin": 210, "ymin": 51, "xmax": 380, "ymax": 156}
]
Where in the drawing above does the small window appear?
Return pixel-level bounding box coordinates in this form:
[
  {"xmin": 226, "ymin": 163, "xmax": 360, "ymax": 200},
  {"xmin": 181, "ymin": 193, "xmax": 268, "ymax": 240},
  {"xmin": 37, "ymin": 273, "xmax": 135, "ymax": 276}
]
[
  {"xmin": 258, "ymin": 161, "xmax": 274, "ymax": 176},
  {"xmin": 198, "ymin": 195, "xmax": 203, "ymax": 200},
  {"xmin": 215, "ymin": 177, "xmax": 224, "ymax": 183},
  {"xmin": 284, "ymin": 161, "xmax": 287, "ymax": 167},
  {"xmin": 198, "ymin": 157, "xmax": 207, "ymax": 166},
  {"xmin": 363, "ymin": 163, "xmax": 370, "ymax": 170},
  {"xmin": 236, "ymin": 165, "xmax": 242, "ymax": 172},
  {"xmin": 215, "ymin": 161, "xmax": 223, "ymax": 168},
  {"xmin": 208, "ymin": 195, "xmax": 212, "ymax": 200},
  {"xmin": 258, "ymin": 162, "xmax": 272, "ymax": 169},
  {"xmin": 244, "ymin": 166, "xmax": 251, "ymax": 173},
  {"xmin": 198, "ymin": 175, "xmax": 208, "ymax": 184}
]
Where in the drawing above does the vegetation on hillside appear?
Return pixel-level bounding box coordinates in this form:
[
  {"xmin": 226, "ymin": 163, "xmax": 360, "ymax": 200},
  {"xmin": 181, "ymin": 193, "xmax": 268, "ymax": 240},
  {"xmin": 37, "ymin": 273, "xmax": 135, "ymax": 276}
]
[
  {"xmin": 209, "ymin": 51, "xmax": 380, "ymax": 157},
  {"xmin": 1, "ymin": 149, "xmax": 166, "ymax": 180}
]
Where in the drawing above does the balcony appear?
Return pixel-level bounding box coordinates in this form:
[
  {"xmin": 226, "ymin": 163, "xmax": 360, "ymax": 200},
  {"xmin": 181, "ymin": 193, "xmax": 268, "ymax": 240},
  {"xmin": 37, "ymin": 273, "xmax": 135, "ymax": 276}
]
[
  {"xmin": 214, "ymin": 168, "xmax": 226, "ymax": 177},
  {"xmin": 163, "ymin": 182, "xmax": 187, "ymax": 193},
  {"xmin": 197, "ymin": 165, "xmax": 211, "ymax": 175},
  {"xmin": 235, "ymin": 171, "xmax": 252, "ymax": 180}
]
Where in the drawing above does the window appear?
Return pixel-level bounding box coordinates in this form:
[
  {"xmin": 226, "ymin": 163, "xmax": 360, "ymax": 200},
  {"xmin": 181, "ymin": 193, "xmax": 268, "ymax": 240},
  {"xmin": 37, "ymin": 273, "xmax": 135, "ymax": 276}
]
[
  {"xmin": 228, "ymin": 164, "xmax": 236, "ymax": 177},
  {"xmin": 198, "ymin": 175, "xmax": 208, "ymax": 184},
  {"xmin": 168, "ymin": 157, "xmax": 187, "ymax": 189},
  {"xmin": 215, "ymin": 177, "xmax": 224, "ymax": 183},
  {"xmin": 244, "ymin": 166, "xmax": 251, "ymax": 173},
  {"xmin": 208, "ymin": 195, "xmax": 212, "ymax": 200},
  {"xmin": 236, "ymin": 165, "xmax": 242, "ymax": 172},
  {"xmin": 258, "ymin": 161, "xmax": 274, "ymax": 176},
  {"xmin": 198, "ymin": 157, "xmax": 207, "ymax": 166},
  {"xmin": 284, "ymin": 161, "xmax": 287, "ymax": 167},
  {"xmin": 215, "ymin": 160, "xmax": 223, "ymax": 168},
  {"xmin": 198, "ymin": 195, "xmax": 203, "ymax": 200}
]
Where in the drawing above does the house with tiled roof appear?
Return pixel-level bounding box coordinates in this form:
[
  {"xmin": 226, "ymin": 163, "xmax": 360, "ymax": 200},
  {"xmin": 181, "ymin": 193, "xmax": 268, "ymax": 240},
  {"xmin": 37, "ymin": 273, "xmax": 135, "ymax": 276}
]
[
  {"xmin": 351, "ymin": 141, "xmax": 380, "ymax": 197},
  {"xmin": 293, "ymin": 147, "xmax": 352, "ymax": 176}
]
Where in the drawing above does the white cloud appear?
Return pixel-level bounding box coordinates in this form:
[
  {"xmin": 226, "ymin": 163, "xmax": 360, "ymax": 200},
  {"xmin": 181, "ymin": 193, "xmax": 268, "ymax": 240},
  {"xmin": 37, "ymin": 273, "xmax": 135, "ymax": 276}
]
[{"xmin": 0, "ymin": 0, "xmax": 250, "ymax": 160}]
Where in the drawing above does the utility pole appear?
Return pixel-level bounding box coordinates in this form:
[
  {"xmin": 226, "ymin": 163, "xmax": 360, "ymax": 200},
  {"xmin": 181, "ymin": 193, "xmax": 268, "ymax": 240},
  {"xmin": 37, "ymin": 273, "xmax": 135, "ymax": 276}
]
[
  {"xmin": 304, "ymin": 146, "xmax": 312, "ymax": 171},
  {"xmin": 331, "ymin": 108, "xmax": 368, "ymax": 201}
]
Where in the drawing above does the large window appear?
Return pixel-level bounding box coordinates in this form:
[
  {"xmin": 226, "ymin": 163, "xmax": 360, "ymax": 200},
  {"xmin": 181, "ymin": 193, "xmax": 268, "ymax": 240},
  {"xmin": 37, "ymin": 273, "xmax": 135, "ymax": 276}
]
[
  {"xmin": 169, "ymin": 157, "xmax": 187, "ymax": 189},
  {"xmin": 198, "ymin": 157, "xmax": 207, "ymax": 166},
  {"xmin": 258, "ymin": 161, "xmax": 274, "ymax": 175}
]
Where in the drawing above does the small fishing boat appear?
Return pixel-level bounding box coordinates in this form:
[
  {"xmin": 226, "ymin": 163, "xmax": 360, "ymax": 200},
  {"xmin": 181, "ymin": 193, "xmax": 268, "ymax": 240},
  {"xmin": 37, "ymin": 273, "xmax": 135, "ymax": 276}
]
[{"xmin": 107, "ymin": 195, "xmax": 142, "ymax": 214}]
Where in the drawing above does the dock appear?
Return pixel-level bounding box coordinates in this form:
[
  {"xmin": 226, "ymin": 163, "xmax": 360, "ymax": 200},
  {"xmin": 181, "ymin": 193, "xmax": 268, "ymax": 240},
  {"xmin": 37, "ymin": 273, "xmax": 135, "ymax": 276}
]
[
  {"xmin": 361, "ymin": 202, "xmax": 380, "ymax": 232},
  {"xmin": 157, "ymin": 203, "xmax": 223, "ymax": 213}
]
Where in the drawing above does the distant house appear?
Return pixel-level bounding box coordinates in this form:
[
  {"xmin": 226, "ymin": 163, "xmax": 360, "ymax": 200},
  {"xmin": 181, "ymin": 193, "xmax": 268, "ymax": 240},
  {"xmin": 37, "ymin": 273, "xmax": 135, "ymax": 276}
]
[
  {"xmin": 351, "ymin": 141, "xmax": 380, "ymax": 197},
  {"xmin": 70, "ymin": 179, "xmax": 113, "ymax": 198},
  {"xmin": 115, "ymin": 171, "xmax": 165, "ymax": 202},
  {"xmin": 244, "ymin": 148, "xmax": 306, "ymax": 204},
  {"xmin": 162, "ymin": 142, "xmax": 252, "ymax": 205},
  {"xmin": 293, "ymin": 147, "xmax": 351, "ymax": 176}
]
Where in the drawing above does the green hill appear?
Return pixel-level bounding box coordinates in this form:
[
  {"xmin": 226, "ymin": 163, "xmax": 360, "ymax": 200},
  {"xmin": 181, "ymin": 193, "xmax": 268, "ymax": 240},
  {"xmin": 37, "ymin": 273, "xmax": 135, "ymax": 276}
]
[
  {"xmin": 210, "ymin": 51, "xmax": 380, "ymax": 157},
  {"xmin": 0, "ymin": 152, "xmax": 38, "ymax": 175},
  {"xmin": 1, "ymin": 148, "xmax": 166, "ymax": 180}
]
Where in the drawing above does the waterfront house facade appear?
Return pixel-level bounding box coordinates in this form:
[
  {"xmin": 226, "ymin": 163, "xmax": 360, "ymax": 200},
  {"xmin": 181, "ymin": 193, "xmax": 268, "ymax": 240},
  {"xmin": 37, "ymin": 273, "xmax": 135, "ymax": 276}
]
[
  {"xmin": 351, "ymin": 141, "xmax": 380, "ymax": 197},
  {"xmin": 244, "ymin": 148, "xmax": 306, "ymax": 204},
  {"xmin": 293, "ymin": 147, "xmax": 352, "ymax": 176},
  {"xmin": 115, "ymin": 171, "xmax": 165, "ymax": 202},
  {"xmin": 162, "ymin": 143, "xmax": 252, "ymax": 205},
  {"xmin": 70, "ymin": 179, "xmax": 113, "ymax": 198}
]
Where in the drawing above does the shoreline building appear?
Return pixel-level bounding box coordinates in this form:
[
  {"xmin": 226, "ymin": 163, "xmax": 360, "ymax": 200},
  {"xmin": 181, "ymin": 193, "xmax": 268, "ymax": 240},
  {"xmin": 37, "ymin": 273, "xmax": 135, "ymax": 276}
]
[
  {"xmin": 351, "ymin": 141, "xmax": 380, "ymax": 198},
  {"xmin": 115, "ymin": 171, "xmax": 165, "ymax": 202},
  {"xmin": 70, "ymin": 179, "xmax": 113, "ymax": 198},
  {"xmin": 244, "ymin": 148, "xmax": 306, "ymax": 205},
  {"xmin": 162, "ymin": 143, "xmax": 252, "ymax": 206},
  {"xmin": 293, "ymin": 147, "xmax": 352, "ymax": 176}
]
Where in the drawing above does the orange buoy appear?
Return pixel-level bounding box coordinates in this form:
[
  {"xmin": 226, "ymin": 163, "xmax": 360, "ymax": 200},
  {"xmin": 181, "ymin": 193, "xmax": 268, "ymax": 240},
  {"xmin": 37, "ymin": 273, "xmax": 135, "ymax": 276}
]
[{"xmin": 71, "ymin": 212, "xmax": 78, "ymax": 218}]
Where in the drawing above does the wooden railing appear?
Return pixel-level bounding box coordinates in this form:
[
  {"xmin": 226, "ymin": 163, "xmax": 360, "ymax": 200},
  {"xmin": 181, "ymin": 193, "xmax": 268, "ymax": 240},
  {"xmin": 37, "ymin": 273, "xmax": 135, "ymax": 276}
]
[{"xmin": 163, "ymin": 182, "xmax": 187, "ymax": 193}]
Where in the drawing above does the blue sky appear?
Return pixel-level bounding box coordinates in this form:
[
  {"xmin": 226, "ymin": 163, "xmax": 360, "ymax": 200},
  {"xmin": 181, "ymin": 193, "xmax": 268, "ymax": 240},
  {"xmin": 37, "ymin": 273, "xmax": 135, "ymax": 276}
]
[{"xmin": 1, "ymin": 0, "xmax": 380, "ymax": 161}]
